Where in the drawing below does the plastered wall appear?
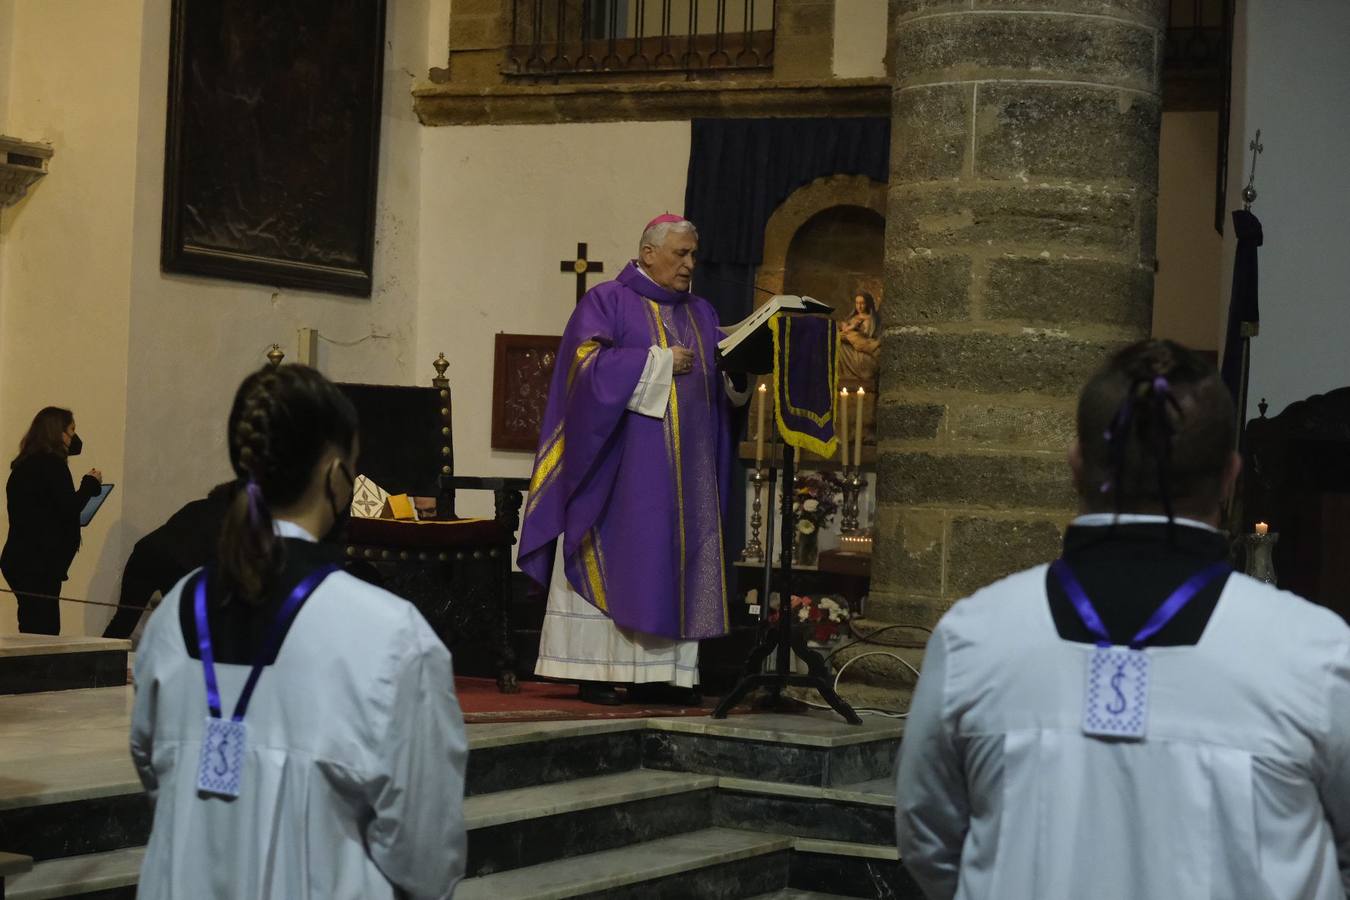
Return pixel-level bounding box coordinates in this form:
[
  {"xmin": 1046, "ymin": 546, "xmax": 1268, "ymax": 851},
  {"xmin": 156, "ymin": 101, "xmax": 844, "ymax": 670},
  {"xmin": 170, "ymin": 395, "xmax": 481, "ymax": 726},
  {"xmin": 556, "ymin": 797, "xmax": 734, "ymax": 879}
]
[
  {"xmin": 415, "ymin": 120, "xmax": 691, "ymax": 516},
  {"xmin": 0, "ymin": 0, "xmax": 143, "ymax": 634},
  {"xmin": 1222, "ymin": 0, "xmax": 1350, "ymax": 419},
  {"xmin": 0, "ymin": 0, "xmax": 435, "ymax": 632},
  {"xmin": 1153, "ymin": 111, "xmax": 1222, "ymax": 351},
  {"xmin": 832, "ymin": 0, "xmax": 887, "ymax": 79}
]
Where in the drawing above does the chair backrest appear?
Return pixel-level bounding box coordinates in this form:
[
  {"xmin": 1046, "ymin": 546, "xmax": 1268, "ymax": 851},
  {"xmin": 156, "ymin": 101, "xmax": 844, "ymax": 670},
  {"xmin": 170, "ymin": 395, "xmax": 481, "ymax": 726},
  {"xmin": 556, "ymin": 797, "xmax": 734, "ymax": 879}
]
[{"xmin": 334, "ymin": 382, "xmax": 455, "ymax": 518}]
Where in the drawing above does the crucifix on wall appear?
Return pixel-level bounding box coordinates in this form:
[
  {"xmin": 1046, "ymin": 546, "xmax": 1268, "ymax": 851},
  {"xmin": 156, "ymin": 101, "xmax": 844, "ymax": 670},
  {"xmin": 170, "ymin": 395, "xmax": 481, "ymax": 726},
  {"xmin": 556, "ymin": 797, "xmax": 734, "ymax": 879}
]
[{"xmin": 560, "ymin": 242, "xmax": 604, "ymax": 302}]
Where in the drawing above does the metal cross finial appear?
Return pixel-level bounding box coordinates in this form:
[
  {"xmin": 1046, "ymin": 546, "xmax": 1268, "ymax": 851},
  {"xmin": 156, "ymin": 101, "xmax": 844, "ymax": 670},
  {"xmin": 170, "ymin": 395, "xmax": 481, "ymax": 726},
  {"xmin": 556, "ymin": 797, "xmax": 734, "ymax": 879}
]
[{"xmin": 1243, "ymin": 129, "xmax": 1264, "ymax": 209}]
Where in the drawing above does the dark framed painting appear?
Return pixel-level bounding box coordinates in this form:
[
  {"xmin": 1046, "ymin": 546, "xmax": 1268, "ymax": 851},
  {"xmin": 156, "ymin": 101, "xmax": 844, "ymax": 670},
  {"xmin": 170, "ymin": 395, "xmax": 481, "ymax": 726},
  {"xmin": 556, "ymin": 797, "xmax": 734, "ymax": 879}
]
[
  {"xmin": 492, "ymin": 334, "xmax": 562, "ymax": 452},
  {"xmin": 161, "ymin": 0, "xmax": 387, "ymax": 297}
]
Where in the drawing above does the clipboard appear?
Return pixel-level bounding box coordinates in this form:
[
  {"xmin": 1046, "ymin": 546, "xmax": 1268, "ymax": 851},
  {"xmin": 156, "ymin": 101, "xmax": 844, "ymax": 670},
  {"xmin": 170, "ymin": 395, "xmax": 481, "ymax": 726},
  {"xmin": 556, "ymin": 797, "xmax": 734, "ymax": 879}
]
[{"xmin": 80, "ymin": 483, "xmax": 114, "ymax": 527}]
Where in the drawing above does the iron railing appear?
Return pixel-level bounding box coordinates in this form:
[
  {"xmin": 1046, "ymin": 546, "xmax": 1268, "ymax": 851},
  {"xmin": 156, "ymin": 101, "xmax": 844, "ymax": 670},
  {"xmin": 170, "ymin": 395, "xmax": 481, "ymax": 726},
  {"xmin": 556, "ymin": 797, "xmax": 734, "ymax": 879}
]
[{"xmin": 507, "ymin": 0, "xmax": 776, "ymax": 77}]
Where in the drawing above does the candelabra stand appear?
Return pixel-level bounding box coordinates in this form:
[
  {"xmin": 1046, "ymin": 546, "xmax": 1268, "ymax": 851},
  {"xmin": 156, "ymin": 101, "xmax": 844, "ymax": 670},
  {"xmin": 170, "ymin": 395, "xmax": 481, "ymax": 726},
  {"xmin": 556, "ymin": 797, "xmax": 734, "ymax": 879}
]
[
  {"xmin": 1245, "ymin": 532, "xmax": 1279, "ymax": 585},
  {"xmin": 741, "ymin": 467, "xmax": 767, "ymax": 563},
  {"xmin": 840, "ymin": 467, "xmax": 867, "ymax": 535}
]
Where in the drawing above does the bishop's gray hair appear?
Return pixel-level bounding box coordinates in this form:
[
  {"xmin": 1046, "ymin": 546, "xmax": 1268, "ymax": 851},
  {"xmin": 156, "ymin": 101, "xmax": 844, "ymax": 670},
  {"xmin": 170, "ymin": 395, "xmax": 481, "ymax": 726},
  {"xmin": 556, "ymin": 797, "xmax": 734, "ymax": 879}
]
[{"xmin": 639, "ymin": 218, "xmax": 699, "ymax": 257}]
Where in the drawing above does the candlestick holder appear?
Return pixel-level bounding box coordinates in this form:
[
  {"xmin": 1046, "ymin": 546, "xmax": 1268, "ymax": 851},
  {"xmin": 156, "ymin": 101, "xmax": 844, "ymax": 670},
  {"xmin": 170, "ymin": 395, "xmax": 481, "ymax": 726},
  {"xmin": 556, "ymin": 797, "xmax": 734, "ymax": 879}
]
[
  {"xmin": 1245, "ymin": 531, "xmax": 1278, "ymax": 585},
  {"xmin": 741, "ymin": 467, "xmax": 767, "ymax": 562},
  {"xmin": 840, "ymin": 467, "xmax": 867, "ymax": 535}
]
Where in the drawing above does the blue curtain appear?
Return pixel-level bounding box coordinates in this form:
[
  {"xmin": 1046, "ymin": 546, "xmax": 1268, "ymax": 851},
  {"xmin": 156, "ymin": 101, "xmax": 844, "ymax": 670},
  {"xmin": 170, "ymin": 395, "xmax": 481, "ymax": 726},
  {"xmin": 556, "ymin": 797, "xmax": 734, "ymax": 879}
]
[{"xmin": 683, "ymin": 116, "xmax": 891, "ymax": 325}]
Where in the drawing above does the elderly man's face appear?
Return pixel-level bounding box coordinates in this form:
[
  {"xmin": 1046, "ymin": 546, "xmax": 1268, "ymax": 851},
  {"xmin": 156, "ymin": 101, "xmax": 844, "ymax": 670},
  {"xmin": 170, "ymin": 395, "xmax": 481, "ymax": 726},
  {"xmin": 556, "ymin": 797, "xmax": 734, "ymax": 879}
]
[{"xmin": 640, "ymin": 229, "xmax": 698, "ymax": 292}]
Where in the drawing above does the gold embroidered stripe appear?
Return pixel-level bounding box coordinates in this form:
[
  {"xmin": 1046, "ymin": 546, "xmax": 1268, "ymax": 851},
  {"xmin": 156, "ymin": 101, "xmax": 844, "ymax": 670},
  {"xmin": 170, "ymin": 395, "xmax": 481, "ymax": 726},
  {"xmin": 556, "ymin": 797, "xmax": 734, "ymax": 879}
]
[
  {"xmin": 580, "ymin": 529, "xmax": 608, "ymax": 612},
  {"xmin": 525, "ymin": 423, "xmax": 565, "ymax": 514},
  {"xmin": 568, "ymin": 340, "xmax": 600, "ymax": 391},
  {"xmin": 648, "ymin": 300, "xmax": 688, "ymax": 635}
]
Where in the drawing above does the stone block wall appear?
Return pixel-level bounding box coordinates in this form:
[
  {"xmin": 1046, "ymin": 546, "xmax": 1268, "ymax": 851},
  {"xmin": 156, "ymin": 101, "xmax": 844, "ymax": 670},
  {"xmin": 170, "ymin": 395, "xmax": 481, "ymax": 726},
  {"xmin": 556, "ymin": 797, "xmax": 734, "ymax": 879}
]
[{"xmin": 872, "ymin": 0, "xmax": 1166, "ymax": 626}]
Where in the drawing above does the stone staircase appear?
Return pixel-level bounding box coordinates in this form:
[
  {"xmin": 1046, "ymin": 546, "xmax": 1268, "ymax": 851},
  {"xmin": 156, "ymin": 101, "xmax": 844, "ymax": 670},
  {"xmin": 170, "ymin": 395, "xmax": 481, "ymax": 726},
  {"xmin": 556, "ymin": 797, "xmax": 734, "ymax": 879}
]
[{"xmin": 1, "ymin": 680, "xmax": 919, "ymax": 899}]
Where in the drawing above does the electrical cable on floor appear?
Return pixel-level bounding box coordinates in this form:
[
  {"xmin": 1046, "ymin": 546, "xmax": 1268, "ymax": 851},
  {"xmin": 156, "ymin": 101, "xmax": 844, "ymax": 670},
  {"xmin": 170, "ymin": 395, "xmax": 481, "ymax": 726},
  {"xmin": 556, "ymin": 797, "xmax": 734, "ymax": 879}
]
[{"xmin": 786, "ymin": 620, "xmax": 934, "ymax": 719}]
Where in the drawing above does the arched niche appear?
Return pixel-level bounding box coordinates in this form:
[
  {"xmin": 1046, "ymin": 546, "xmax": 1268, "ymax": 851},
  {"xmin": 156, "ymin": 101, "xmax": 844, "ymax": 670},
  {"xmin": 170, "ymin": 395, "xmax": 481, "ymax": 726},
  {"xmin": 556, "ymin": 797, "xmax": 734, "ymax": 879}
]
[{"xmin": 755, "ymin": 174, "xmax": 887, "ymax": 318}]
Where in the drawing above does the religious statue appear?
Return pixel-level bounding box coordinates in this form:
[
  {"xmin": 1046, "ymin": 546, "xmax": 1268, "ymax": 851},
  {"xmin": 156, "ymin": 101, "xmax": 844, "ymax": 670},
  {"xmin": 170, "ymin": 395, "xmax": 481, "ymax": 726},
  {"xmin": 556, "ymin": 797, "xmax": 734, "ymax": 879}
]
[{"xmin": 839, "ymin": 290, "xmax": 881, "ymax": 389}]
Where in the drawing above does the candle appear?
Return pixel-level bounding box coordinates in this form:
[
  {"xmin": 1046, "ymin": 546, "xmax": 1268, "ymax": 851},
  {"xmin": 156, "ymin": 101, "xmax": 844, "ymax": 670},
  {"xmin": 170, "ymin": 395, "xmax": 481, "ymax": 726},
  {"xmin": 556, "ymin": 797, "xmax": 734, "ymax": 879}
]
[
  {"xmin": 854, "ymin": 386, "xmax": 865, "ymax": 464},
  {"xmin": 1255, "ymin": 521, "xmax": 1269, "ymax": 536},
  {"xmin": 755, "ymin": 382, "xmax": 768, "ymax": 465},
  {"xmin": 838, "ymin": 387, "xmax": 850, "ymax": 468}
]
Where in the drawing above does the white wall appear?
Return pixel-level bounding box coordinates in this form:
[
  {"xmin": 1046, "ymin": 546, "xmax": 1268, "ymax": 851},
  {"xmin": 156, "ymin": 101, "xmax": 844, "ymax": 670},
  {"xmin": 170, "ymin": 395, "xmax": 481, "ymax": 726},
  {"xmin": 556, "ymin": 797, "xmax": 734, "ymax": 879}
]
[
  {"xmin": 416, "ymin": 121, "xmax": 690, "ymax": 516},
  {"xmin": 1222, "ymin": 0, "xmax": 1350, "ymax": 419},
  {"xmin": 116, "ymin": 0, "xmax": 434, "ymax": 615},
  {"xmin": 0, "ymin": 0, "xmax": 143, "ymax": 634},
  {"xmin": 0, "ymin": 0, "xmax": 437, "ymax": 633},
  {"xmin": 1153, "ymin": 111, "xmax": 1222, "ymax": 351},
  {"xmin": 833, "ymin": 0, "xmax": 887, "ymax": 79}
]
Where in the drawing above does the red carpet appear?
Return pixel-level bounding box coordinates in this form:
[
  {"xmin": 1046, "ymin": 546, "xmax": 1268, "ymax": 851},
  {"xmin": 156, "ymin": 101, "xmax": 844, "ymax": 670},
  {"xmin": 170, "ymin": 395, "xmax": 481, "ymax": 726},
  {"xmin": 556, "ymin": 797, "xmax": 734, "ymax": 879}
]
[{"xmin": 456, "ymin": 677, "xmax": 734, "ymax": 724}]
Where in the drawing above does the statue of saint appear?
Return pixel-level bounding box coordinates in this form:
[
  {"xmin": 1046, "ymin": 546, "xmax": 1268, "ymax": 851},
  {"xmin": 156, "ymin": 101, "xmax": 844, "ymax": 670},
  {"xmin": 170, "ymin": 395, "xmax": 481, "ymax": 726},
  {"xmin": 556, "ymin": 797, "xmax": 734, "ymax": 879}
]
[{"xmin": 839, "ymin": 290, "xmax": 881, "ymax": 388}]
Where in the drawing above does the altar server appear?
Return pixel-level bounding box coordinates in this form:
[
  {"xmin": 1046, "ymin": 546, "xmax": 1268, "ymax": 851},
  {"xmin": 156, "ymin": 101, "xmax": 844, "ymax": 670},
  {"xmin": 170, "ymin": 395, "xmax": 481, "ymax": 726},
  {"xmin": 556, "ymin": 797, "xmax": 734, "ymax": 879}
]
[
  {"xmin": 519, "ymin": 215, "xmax": 750, "ymax": 705},
  {"xmin": 131, "ymin": 364, "xmax": 467, "ymax": 900},
  {"xmin": 896, "ymin": 340, "xmax": 1350, "ymax": 900}
]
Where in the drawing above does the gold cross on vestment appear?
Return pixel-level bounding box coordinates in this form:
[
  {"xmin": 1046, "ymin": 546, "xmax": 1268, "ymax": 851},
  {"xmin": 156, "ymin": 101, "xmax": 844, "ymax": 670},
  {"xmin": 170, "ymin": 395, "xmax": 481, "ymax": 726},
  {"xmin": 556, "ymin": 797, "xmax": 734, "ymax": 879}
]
[{"xmin": 560, "ymin": 243, "xmax": 604, "ymax": 303}]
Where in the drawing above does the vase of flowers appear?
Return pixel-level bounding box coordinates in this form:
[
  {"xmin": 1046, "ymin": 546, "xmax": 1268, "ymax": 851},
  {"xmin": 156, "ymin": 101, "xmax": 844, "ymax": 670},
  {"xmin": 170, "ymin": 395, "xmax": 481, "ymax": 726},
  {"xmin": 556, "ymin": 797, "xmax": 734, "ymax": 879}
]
[
  {"xmin": 791, "ymin": 471, "xmax": 843, "ymax": 567},
  {"xmin": 768, "ymin": 594, "xmax": 852, "ymax": 671}
]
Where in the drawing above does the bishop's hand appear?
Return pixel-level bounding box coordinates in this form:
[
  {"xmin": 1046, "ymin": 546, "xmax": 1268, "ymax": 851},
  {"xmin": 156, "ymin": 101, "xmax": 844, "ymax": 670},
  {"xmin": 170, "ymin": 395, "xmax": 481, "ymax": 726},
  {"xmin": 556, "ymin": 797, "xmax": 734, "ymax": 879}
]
[{"xmin": 672, "ymin": 346, "xmax": 695, "ymax": 376}]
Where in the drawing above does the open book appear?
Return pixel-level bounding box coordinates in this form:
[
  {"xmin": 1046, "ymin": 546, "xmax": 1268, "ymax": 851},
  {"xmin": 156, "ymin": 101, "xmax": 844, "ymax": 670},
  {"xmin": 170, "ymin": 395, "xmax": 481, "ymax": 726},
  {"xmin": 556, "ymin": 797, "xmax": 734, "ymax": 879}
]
[{"xmin": 717, "ymin": 294, "xmax": 834, "ymax": 373}]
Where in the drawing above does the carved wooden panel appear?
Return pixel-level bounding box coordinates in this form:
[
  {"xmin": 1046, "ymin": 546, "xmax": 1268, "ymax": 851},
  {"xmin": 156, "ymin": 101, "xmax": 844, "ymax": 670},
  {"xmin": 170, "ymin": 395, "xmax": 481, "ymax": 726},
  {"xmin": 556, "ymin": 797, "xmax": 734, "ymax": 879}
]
[
  {"xmin": 161, "ymin": 0, "xmax": 387, "ymax": 296},
  {"xmin": 492, "ymin": 333, "xmax": 561, "ymax": 452}
]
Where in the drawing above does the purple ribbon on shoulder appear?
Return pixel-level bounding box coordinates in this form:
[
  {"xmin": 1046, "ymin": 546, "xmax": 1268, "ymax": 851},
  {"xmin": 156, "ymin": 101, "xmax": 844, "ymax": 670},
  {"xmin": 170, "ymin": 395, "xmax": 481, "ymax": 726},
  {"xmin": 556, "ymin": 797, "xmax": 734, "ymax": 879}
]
[
  {"xmin": 1051, "ymin": 559, "xmax": 1230, "ymax": 649},
  {"xmin": 194, "ymin": 565, "xmax": 336, "ymax": 721}
]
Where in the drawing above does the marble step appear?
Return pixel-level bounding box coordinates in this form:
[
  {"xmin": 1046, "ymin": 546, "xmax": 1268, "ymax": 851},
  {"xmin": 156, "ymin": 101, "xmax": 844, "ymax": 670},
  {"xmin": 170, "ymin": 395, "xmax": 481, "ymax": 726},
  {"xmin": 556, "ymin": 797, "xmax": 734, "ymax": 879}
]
[
  {"xmin": 713, "ymin": 776, "xmax": 895, "ymax": 846},
  {"xmin": 465, "ymin": 770, "xmax": 717, "ymax": 877},
  {"xmin": 642, "ymin": 713, "xmax": 900, "ymax": 787},
  {"xmin": 0, "ymin": 637, "xmax": 129, "ymax": 695},
  {"xmin": 5, "ymin": 846, "xmax": 142, "ymax": 900},
  {"xmin": 467, "ymin": 720, "xmax": 644, "ymax": 796},
  {"xmin": 456, "ymin": 827, "xmax": 793, "ymax": 900},
  {"xmin": 790, "ymin": 838, "xmax": 921, "ymax": 899},
  {"xmin": 748, "ymin": 891, "xmax": 864, "ymax": 899}
]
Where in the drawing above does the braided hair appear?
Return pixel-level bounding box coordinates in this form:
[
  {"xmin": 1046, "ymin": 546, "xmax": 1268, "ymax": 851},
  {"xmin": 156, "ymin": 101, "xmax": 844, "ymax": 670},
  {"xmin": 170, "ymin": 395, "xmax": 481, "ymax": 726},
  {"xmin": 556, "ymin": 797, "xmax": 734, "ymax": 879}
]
[
  {"xmin": 1076, "ymin": 340, "xmax": 1235, "ymax": 520},
  {"xmin": 218, "ymin": 365, "xmax": 358, "ymax": 605}
]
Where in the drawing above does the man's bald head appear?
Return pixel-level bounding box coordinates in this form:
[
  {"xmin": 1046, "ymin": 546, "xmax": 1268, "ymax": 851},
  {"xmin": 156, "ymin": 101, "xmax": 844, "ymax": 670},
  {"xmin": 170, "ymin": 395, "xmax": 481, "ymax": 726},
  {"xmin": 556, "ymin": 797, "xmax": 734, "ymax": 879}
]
[{"xmin": 638, "ymin": 219, "xmax": 699, "ymax": 293}]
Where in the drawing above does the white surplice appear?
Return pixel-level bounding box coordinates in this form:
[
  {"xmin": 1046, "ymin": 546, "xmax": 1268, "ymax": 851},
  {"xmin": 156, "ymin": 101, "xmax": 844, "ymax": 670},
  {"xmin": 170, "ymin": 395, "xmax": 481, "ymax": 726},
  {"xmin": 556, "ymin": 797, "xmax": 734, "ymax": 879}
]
[
  {"xmin": 130, "ymin": 521, "xmax": 468, "ymax": 900},
  {"xmin": 896, "ymin": 517, "xmax": 1350, "ymax": 900}
]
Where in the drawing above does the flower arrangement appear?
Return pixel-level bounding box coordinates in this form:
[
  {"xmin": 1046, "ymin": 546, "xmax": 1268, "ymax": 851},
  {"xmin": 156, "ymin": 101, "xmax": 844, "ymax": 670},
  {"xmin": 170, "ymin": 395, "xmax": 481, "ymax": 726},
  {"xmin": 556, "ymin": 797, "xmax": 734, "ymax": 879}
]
[
  {"xmin": 793, "ymin": 471, "xmax": 843, "ymax": 536},
  {"xmin": 769, "ymin": 594, "xmax": 852, "ymax": 644}
]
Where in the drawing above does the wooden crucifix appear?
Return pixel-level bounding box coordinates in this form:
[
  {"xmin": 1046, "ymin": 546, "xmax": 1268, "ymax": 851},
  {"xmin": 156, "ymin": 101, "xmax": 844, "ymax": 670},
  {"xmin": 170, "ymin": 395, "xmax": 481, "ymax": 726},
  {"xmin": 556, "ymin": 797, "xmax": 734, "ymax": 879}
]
[{"xmin": 560, "ymin": 243, "xmax": 604, "ymax": 302}]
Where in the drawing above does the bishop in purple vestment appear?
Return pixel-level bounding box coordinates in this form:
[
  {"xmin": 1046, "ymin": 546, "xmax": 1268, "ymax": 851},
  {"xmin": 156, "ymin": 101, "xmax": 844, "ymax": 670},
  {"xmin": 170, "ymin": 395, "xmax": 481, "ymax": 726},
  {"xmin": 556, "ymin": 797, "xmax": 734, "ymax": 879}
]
[{"xmin": 518, "ymin": 216, "xmax": 749, "ymax": 704}]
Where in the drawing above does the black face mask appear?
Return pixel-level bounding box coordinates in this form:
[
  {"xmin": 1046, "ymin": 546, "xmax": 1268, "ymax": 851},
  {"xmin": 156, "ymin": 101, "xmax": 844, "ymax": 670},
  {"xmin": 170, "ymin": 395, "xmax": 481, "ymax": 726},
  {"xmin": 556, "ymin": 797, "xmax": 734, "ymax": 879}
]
[
  {"xmin": 323, "ymin": 461, "xmax": 355, "ymax": 543},
  {"xmin": 68, "ymin": 434, "xmax": 83, "ymax": 457}
]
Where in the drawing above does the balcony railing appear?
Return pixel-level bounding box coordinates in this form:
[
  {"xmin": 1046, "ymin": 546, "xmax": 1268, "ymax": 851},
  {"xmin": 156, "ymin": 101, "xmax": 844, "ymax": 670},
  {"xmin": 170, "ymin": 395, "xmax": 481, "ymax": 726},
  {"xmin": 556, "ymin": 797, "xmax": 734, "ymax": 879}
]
[{"xmin": 507, "ymin": 0, "xmax": 776, "ymax": 77}]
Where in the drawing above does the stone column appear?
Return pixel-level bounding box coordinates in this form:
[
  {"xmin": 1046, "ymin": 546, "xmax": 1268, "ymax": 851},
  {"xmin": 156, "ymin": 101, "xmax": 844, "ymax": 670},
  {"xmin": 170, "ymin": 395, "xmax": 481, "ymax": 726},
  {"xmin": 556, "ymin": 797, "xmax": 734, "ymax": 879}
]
[{"xmin": 871, "ymin": 0, "xmax": 1165, "ymax": 626}]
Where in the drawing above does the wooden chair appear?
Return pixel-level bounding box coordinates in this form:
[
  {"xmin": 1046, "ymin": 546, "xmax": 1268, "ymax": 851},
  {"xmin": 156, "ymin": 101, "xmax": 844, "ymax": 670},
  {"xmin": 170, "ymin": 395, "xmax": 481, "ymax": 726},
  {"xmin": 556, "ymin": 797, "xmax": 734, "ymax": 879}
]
[{"xmin": 335, "ymin": 371, "xmax": 528, "ymax": 692}]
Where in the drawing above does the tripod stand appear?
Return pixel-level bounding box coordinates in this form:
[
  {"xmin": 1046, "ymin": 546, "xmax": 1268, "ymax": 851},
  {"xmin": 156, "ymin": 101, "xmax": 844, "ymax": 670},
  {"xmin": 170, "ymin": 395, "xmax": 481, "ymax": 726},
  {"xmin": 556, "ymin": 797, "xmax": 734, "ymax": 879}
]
[{"xmin": 712, "ymin": 436, "xmax": 861, "ymax": 725}]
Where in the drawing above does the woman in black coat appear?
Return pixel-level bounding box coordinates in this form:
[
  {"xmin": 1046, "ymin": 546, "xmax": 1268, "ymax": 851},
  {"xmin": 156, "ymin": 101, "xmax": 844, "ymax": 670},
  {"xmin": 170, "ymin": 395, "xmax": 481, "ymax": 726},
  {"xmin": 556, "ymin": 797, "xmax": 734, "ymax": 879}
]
[{"xmin": 2, "ymin": 407, "xmax": 102, "ymax": 634}]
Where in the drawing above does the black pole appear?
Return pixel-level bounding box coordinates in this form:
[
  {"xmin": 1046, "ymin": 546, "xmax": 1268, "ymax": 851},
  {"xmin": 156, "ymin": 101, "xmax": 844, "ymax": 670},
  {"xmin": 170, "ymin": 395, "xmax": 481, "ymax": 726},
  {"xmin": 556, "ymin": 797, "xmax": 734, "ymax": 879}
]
[{"xmin": 712, "ymin": 437, "xmax": 861, "ymax": 724}]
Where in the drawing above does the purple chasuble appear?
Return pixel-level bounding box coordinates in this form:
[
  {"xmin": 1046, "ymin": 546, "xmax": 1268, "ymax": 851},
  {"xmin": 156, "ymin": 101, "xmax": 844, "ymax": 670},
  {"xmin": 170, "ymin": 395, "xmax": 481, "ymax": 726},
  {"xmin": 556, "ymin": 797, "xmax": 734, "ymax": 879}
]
[{"xmin": 517, "ymin": 261, "xmax": 735, "ymax": 640}]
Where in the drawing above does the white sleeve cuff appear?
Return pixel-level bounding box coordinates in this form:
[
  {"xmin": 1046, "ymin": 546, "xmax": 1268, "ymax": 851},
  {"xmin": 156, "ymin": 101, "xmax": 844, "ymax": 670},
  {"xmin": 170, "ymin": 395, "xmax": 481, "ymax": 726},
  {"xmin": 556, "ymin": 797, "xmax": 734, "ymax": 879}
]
[
  {"xmin": 627, "ymin": 346, "xmax": 672, "ymax": 418},
  {"xmin": 723, "ymin": 374, "xmax": 754, "ymax": 407}
]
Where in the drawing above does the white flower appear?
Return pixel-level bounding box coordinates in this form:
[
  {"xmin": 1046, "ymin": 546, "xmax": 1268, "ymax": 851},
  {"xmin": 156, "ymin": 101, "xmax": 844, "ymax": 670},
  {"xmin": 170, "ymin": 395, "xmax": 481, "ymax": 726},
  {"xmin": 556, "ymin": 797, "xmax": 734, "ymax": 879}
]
[
  {"xmin": 802, "ymin": 498, "xmax": 820, "ymax": 513},
  {"xmin": 792, "ymin": 502, "xmax": 802, "ymax": 514},
  {"xmin": 797, "ymin": 520, "xmax": 816, "ymax": 535}
]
